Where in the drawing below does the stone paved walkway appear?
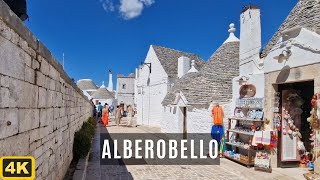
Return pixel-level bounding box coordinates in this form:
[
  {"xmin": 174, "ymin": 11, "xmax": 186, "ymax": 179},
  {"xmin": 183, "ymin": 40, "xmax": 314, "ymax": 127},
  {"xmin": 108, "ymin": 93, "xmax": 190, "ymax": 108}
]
[{"xmin": 84, "ymin": 118, "xmax": 308, "ymax": 180}]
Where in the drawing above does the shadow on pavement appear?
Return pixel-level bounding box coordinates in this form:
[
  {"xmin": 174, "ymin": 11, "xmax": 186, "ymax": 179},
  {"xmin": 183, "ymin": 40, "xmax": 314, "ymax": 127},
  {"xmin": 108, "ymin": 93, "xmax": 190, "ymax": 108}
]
[{"xmin": 86, "ymin": 120, "xmax": 135, "ymax": 180}]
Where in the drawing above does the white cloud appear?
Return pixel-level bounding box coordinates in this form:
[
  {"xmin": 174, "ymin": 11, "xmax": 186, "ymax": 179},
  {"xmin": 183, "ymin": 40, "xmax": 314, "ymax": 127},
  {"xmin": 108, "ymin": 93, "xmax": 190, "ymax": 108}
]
[
  {"xmin": 119, "ymin": 0, "xmax": 155, "ymax": 20},
  {"xmin": 100, "ymin": 0, "xmax": 155, "ymax": 20},
  {"xmin": 100, "ymin": 0, "xmax": 115, "ymax": 12},
  {"xmin": 140, "ymin": 0, "xmax": 155, "ymax": 6}
]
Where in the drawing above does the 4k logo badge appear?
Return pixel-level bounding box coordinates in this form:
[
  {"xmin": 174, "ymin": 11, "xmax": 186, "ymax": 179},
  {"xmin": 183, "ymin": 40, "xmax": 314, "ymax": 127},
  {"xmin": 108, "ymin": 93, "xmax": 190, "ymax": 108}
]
[{"xmin": 0, "ymin": 156, "xmax": 35, "ymax": 180}]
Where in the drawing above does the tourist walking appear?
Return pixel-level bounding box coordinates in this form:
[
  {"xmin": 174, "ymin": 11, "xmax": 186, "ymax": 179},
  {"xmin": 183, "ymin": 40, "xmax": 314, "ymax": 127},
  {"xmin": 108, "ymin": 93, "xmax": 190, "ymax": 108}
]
[
  {"xmin": 102, "ymin": 104, "xmax": 109, "ymax": 127},
  {"xmin": 97, "ymin": 102, "xmax": 103, "ymax": 118},
  {"xmin": 115, "ymin": 105, "xmax": 122, "ymax": 126},
  {"xmin": 127, "ymin": 105, "xmax": 134, "ymax": 127}
]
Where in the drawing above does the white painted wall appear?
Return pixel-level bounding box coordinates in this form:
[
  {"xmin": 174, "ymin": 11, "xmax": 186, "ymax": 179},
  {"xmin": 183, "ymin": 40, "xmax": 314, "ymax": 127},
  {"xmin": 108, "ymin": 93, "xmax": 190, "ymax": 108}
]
[
  {"xmin": 239, "ymin": 8, "xmax": 263, "ymax": 75},
  {"xmin": 264, "ymin": 28, "xmax": 320, "ymax": 74},
  {"xmin": 116, "ymin": 76, "xmax": 135, "ymax": 107},
  {"xmin": 162, "ymin": 99, "xmax": 234, "ymax": 134},
  {"xmin": 162, "ymin": 106, "xmax": 179, "ymax": 133},
  {"xmin": 178, "ymin": 56, "xmax": 191, "ymax": 78},
  {"xmin": 231, "ymin": 6, "xmax": 265, "ymax": 127},
  {"xmin": 135, "ymin": 45, "xmax": 169, "ymax": 127},
  {"xmin": 232, "ymin": 73, "xmax": 265, "ymax": 108}
]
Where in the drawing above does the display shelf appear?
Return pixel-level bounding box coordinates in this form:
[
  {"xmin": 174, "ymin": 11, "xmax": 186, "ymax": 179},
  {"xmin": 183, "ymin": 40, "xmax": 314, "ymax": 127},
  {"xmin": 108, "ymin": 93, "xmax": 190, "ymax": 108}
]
[
  {"xmin": 229, "ymin": 117, "xmax": 264, "ymax": 122},
  {"xmin": 225, "ymin": 142, "xmax": 252, "ymax": 150},
  {"xmin": 224, "ymin": 155, "xmax": 254, "ymax": 167},
  {"xmin": 226, "ymin": 112, "xmax": 265, "ymax": 168},
  {"xmin": 227, "ymin": 129, "xmax": 254, "ymax": 136}
]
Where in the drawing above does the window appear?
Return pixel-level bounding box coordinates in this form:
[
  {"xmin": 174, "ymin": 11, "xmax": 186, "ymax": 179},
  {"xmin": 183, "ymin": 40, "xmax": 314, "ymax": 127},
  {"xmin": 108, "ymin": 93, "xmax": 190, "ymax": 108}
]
[{"xmin": 122, "ymin": 84, "xmax": 126, "ymax": 89}]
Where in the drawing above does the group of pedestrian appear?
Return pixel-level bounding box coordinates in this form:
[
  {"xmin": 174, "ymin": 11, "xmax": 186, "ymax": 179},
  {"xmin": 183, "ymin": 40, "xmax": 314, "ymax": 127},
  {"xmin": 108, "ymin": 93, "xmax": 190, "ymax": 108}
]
[
  {"xmin": 95, "ymin": 102, "xmax": 135, "ymax": 127},
  {"xmin": 115, "ymin": 104, "xmax": 134, "ymax": 127}
]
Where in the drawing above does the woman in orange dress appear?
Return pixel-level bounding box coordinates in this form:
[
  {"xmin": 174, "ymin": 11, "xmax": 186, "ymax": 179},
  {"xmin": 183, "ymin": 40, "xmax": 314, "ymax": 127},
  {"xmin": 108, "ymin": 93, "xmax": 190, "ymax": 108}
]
[{"xmin": 102, "ymin": 104, "xmax": 109, "ymax": 127}]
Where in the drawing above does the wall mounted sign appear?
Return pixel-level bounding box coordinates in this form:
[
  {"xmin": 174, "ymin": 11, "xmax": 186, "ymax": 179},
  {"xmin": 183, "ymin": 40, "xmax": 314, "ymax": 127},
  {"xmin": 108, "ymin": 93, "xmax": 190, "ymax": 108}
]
[
  {"xmin": 236, "ymin": 98, "xmax": 264, "ymax": 109},
  {"xmin": 239, "ymin": 84, "xmax": 257, "ymax": 98},
  {"xmin": 273, "ymin": 92, "xmax": 280, "ymax": 113}
]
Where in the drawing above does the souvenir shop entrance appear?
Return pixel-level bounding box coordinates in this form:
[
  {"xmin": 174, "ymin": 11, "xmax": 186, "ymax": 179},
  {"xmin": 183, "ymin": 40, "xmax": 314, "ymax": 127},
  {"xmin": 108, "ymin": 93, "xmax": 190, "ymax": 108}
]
[{"xmin": 277, "ymin": 80, "xmax": 313, "ymax": 167}]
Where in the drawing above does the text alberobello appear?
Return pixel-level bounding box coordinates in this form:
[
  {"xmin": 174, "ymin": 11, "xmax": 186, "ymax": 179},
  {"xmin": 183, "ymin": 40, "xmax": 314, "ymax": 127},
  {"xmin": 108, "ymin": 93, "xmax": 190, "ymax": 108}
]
[{"xmin": 101, "ymin": 139, "xmax": 218, "ymax": 159}]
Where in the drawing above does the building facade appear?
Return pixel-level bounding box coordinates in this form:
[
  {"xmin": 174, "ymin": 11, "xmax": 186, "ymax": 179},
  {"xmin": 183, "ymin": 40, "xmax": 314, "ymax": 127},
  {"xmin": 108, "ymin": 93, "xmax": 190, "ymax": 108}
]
[
  {"xmin": 77, "ymin": 71, "xmax": 115, "ymax": 106},
  {"xmin": 135, "ymin": 45, "xmax": 205, "ymax": 127},
  {"xmin": 77, "ymin": 79, "xmax": 98, "ymax": 100},
  {"xmin": 116, "ymin": 73, "xmax": 135, "ymax": 109},
  {"xmin": 91, "ymin": 82, "xmax": 115, "ymax": 107},
  {"xmin": 162, "ymin": 24, "xmax": 240, "ymax": 134},
  {"xmin": 261, "ymin": 0, "xmax": 320, "ymax": 170}
]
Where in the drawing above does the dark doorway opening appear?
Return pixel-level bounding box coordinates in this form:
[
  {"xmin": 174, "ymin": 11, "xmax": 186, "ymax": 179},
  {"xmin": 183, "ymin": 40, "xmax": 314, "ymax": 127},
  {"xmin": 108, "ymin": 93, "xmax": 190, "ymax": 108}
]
[
  {"xmin": 277, "ymin": 80, "xmax": 314, "ymax": 167},
  {"xmin": 182, "ymin": 107, "xmax": 187, "ymax": 139}
]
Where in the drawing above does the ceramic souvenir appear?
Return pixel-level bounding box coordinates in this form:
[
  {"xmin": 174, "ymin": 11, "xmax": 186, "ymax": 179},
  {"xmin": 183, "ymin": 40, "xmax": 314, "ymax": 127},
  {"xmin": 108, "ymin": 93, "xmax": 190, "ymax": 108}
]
[{"xmin": 240, "ymin": 111, "xmax": 244, "ymax": 118}]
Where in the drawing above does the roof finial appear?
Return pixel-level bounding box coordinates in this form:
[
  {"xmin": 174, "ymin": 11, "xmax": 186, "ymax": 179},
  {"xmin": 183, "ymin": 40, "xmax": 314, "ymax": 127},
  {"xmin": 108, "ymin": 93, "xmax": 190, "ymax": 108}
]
[
  {"xmin": 100, "ymin": 81, "xmax": 106, "ymax": 88},
  {"xmin": 223, "ymin": 23, "xmax": 240, "ymax": 44},
  {"xmin": 228, "ymin": 23, "xmax": 236, "ymax": 34},
  {"xmin": 188, "ymin": 60, "xmax": 198, "ymax": 73}
]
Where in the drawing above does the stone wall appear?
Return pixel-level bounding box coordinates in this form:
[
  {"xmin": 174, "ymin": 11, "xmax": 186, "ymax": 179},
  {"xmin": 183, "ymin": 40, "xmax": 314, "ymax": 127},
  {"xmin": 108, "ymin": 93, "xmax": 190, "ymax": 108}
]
[{"xmin": 0, "ymin": 1, "xmax": 93, "ymax": 179}]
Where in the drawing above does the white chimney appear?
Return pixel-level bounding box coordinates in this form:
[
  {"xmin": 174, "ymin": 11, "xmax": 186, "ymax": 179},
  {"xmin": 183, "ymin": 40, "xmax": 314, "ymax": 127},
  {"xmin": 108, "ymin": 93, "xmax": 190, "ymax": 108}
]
[
  {"xmin": 107, "ymin": 70, "xmax": 113, "ymax": 91},
  {"xmin": 178, "ymin": 56, "xmax": 191, "ymax": 78},
  {"xmin": 239, "ymin": 5, "xmax": 262, "ymax": 75}
]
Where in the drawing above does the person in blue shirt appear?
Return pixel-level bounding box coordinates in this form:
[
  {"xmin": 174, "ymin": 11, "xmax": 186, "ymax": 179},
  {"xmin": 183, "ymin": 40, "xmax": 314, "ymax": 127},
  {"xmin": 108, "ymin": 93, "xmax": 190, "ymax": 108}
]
[{"xmin": 97, "ymin": 102, "xmax": 103, "ymax": 118}]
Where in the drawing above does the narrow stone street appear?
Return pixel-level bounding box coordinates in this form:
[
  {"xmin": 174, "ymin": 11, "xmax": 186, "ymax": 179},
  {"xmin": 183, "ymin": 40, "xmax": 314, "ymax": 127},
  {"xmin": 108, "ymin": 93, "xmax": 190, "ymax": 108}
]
[{"xmin": 83, "ymin": 118, "xmax": 308, "ymax": 180}]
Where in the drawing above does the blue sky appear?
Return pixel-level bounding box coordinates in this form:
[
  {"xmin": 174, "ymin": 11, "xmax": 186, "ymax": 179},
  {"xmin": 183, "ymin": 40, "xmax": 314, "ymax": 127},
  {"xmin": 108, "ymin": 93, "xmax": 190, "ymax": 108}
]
[{"xmin": 25, "ymin": 0, "xmax": 297, "ymax": 89}]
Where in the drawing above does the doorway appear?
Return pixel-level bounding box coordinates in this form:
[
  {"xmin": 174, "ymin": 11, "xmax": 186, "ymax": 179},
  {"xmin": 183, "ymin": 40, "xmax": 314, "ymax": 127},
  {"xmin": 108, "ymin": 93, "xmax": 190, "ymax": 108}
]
[
  {"xmin": 277, "ymin": 80, "xmax": 313, "ymax": 167},
  {"xmin": 180, "ymin": 107, "xmax": 187, "ymax": 139}
]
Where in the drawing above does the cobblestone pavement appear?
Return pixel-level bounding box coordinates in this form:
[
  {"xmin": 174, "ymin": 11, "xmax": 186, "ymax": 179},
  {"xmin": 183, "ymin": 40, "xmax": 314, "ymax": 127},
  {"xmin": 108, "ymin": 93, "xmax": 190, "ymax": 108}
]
[{"xmin": 84, "ymin": 118, "xmax": 308, "ymax": 180}]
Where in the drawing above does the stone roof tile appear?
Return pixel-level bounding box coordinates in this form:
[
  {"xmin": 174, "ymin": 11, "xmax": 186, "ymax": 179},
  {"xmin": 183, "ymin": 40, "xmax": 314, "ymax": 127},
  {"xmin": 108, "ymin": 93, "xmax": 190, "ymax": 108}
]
[
  {"xmin": 152, "ymin": 45, "xmax": 206, "ymax": 77},
  {"xmin": 91, "ymin": 88, "xmax": 114, "ymax": 99},
  {"xmin": 162, "ymin": 41, "xmax": 240, "ymax": 107},
  {"xmin": 77, "ymin": 79, "xmax": 98, "ymax": 90},
  {"xmin": 261, "ymin": 0, "xmax": 320, "ymax": 57}
]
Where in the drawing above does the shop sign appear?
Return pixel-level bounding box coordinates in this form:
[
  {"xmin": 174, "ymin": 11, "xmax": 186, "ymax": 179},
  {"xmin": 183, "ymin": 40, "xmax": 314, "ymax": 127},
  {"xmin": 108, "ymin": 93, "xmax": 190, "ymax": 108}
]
[
  {"xmin": 239, "ymin": 84, "xmax": 257, "ymax": 98},
  {"xmin": 236, "ymin": 98, "xmax": 264, "ymax": 109}
]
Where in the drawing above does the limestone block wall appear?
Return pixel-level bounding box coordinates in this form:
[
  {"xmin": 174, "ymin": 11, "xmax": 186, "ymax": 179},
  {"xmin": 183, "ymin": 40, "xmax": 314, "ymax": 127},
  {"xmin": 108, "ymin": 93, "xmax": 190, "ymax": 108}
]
[{"xmin": 0, "ymin": 1, "xmax": 93, "ymax": 179}]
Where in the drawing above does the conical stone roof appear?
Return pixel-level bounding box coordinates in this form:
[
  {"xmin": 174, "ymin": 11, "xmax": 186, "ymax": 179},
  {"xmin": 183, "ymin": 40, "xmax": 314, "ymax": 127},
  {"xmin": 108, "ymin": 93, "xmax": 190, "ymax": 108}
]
[
  {"xmin": 91, "ymin": 87, "xmax": 114, "ymax": 99},
  {"xmin": 261, "ymin": 0, "xmax": 320, "ymax": 57},
  {"xmin": 77, "ymin": 79, "xmax": 98, "ymax": 90}
]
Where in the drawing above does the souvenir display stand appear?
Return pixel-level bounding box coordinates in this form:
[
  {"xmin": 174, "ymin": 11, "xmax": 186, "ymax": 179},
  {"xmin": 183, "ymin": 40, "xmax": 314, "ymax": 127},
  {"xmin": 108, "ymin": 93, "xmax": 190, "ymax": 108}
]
[
  {"xmin": 224, "ymin": 98, "xmax": 265, "ymax": 167},
  {"xmin": 254, "ymin": 151, "xmax": 272, "ymax": 173}
]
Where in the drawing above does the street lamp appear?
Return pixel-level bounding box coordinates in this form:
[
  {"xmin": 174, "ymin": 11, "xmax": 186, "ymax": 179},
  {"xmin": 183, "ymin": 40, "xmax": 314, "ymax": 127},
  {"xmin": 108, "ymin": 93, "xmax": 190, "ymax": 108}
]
[
  {"xmin": 278, "ymin": 49, "xmax": 292, "ymax": 62},
  {"xmin": 141, "ymin": 62, "xmax": 152, "ymax": 74}
]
